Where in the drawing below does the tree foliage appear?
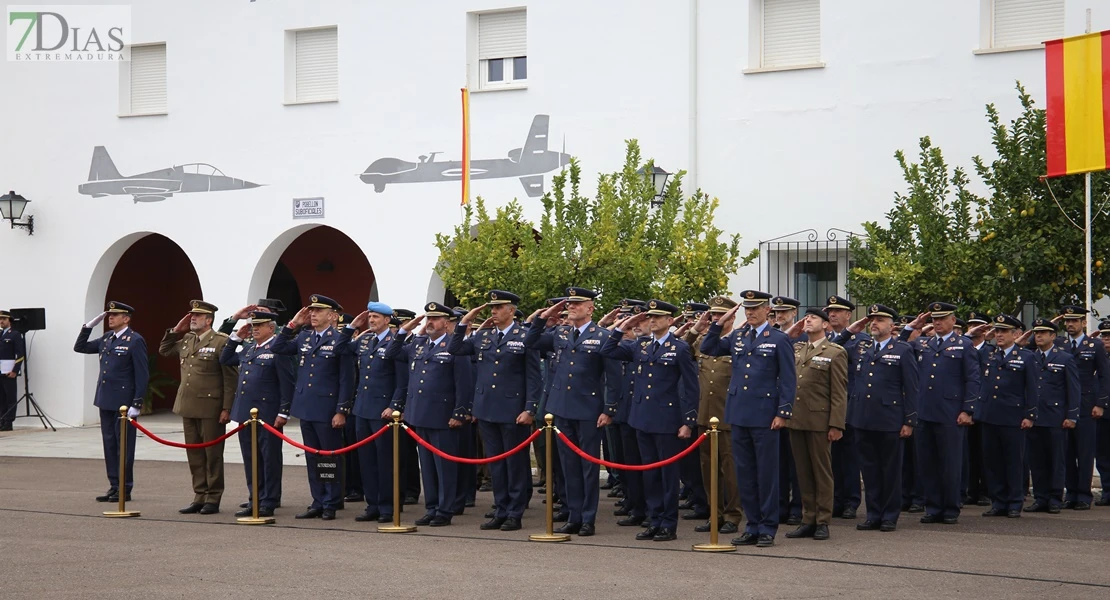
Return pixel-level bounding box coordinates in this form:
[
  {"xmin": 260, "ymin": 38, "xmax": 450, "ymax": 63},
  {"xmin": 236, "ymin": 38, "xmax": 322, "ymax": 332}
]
[
  {"xmin": 848, "ymin": 83, "xmax": 1110, "ymax": 317},
  {"xmin": 434, "ymin": 140, "xmax": 756, "ymax": 310}
]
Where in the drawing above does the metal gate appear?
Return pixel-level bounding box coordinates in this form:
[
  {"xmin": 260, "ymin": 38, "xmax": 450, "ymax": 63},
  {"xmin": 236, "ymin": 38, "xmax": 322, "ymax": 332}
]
[{"xmin": 757, "ymin": 228, "xmax": 864, "ymax": 314}]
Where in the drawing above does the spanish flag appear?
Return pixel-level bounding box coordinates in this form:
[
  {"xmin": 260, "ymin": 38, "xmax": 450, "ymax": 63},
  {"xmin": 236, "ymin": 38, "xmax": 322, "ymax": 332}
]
[
  {"xmin": 461, "ymin": 87, "xmax": 471, "ymax": 206},
  {"xmin": 1045, "ymin": 30, "xmax": 1110, "ymax": 177}
]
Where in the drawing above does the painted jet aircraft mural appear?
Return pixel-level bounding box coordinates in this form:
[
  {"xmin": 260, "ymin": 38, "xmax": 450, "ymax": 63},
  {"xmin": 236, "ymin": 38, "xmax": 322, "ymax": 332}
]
[
  {"xmin": 78, "ymin": 146, "xmax": 262, "ymax": 203},
  {"xmin": 359, "ymin": 114, "xmax": 571, "ymax": 198}
]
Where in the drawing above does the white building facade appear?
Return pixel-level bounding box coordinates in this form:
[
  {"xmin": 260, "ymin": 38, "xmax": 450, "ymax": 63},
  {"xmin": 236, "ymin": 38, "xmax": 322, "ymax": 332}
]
[{"xmin": 2, "ymin": 0, "xmax": 1105, "ymax": 426}]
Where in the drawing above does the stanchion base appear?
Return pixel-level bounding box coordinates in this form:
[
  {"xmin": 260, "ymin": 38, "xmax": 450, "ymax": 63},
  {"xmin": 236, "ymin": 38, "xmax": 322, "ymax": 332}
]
[
  {"xmin": 692, "ymin": 543, "xmax": 736, "ymax": 552},
  {"xmin": 378, "ymin": 525, "xmax": 417, "ymax": 533},
  {"xmin": 528, "ymin": 533, "xmax": 571, "ymax": 542},
  {"xmin": 103, "ymin": 510, "xmax": 140, "ymax": 518},
  {"xmin": 236, "ymin": 516, "xmax": 276, "ymax": 525}
]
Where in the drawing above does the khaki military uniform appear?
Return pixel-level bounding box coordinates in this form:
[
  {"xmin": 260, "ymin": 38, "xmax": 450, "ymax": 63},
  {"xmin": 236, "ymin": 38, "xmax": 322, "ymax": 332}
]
[
  {"xmin": 786, "ymin": 338, "xmax": 847, "ymax": 525},
  {"xmin": 685, "ymin": 330, "xmax": 743, "ymax": 525},
  {"xmin": 159, "ymin": 329, "xmax": 238, "ymax": 506}
]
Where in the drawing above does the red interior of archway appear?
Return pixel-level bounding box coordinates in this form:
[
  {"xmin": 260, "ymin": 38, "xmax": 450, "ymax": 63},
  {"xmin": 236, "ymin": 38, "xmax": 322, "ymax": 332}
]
[
  {"xmin": 274, "ymin": 226, "xmax": 375, "ymax": 314},
  {"xmin": 104, "ymin": 234, "xmax": 202, "ymax": 411}
]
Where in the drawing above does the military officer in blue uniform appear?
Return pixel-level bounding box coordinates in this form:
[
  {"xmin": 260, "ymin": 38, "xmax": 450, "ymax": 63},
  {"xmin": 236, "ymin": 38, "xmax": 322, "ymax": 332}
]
[
  {"xmin": 771, "ymin": 296, "xmax": 804, "ymax": 526},
  {"xmin": 607, "ymin": 298, "xmax": 649, "ymax": 527},
  {"xmin": 389, "ymin": 308, "xmax": 423, "ymax": 505},
  {"xmin": 450, "ymin": 290, "xmax": 539, "ymax": 532},
  {"xmin": 962, "ymin": 310, "xmax": 992, "ymax": 508},
  {"xmin": 824, "ymin": 295, "xmax": 868, "ymax": 520},
  {"xmin": 977, "ymin": 314, "xmax": 1037, "ymax": 517},
  {"xmin": 847, "ymin": 304, "xmax": 918, "ymax": 532},
  {"xmin": 1025, "ymin": 318, "xmax": 1080, "ymax": 514},
  {"xmin": 271, "ymin": 294, "xmax": 355, "ymax": 520},
  {"xmin": 0, "ymin": 309, "xmax": 26, "ymax": 431},
  {"xmin": 912, "ymin": 302, "xmax": 980, "ymax": 524},
  {"xmin": 602, "ymin": 300, "xmax": 699, "ymax": 541},
  {"xmin": 699, "ymin": 290, "xmax": 796, "ymax": 548},
  {"xmin": 674, "ymin": 302, "xmax": 710, "ymax": 524},
  {"xmin": 386, "ymin": 302, "xmax": 474, "ymax": 526},
  {"xmin": 341, "ymin": 302, "xmax": 407, "ymax": 523},
  {"xmin": 1057, "ymin": 305, "xmax": 1109, "ymax": 510},
  {"xmin": 74, "ymin": 301, "xmax": 149, "ymax": 503},
  {"xmin": 524, "ymin": 287, "xmax": 622, "ymax": 537},
  {"xmin": 220, "ymin": 309, "xmax": 293, "ymax": 517}
]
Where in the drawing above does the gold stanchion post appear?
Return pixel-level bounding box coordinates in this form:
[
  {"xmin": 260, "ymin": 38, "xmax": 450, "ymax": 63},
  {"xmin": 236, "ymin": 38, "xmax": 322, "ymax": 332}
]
[
  {"xmin": 529, "ymin": 414, "xmax": 569, "ymax": 542},
  {"xmin": 379, "ymin": 411, "xmax": 416, "ymax": 533},
  {"xmin": 103, "ymin": 406, "xmax": 140, "ymax": 518},
  {"xmin": 238, "ymin": 408, "xmax": 275, "ymax": 525},
  {"xmin": 693, "ymin": 417, "xmax": 735, "ymax": 552}
]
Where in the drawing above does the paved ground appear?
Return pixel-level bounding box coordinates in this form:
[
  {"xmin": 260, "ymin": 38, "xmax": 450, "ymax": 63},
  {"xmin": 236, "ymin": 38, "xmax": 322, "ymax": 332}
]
[{"xmin": 2, "ymin": 452, "xmax": 1110, "ymax": 598}]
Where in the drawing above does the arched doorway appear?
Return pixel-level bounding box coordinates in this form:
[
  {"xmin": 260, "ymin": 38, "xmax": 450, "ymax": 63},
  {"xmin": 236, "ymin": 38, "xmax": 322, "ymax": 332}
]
[
  {"xmin": 103, "ymin": 234, "xmax": 202, "ymax": 412},
  {"xmin": 250, "ymin": 225, "xmax": 376, "ymax": 322}
]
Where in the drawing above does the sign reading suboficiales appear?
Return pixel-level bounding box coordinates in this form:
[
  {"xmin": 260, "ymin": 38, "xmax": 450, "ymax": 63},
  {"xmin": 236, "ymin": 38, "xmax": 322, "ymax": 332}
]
[{"xmin": 7, "ymin": 5, "xmax": 131, "ymax": 62}]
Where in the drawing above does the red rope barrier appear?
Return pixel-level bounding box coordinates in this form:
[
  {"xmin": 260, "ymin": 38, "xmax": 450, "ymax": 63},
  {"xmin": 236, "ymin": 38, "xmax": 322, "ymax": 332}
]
[
  {"xmin": 130, "ymin": 420, "xmax": 246, "ymax": 449},
  {"xmin": 404, "ymin": 425, "xmax": 542, "ymax": 465},
  {"xmin": 556, "ymin": 429, "xmax": 706, "ymax": 471},
  {"xmin": 260, "ymin": 420, "xmax": 392, "ymax": 456}
]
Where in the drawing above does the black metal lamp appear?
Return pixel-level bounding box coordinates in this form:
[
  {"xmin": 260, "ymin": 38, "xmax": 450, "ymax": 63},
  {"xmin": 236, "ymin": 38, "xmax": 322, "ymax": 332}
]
[
  {"xmin": 0, "ymin": 191, "xmax": 34, "ymax": 235},
  {"xmin": 636, "ymin": 166, "xmax": 671, "ymax": 207}
]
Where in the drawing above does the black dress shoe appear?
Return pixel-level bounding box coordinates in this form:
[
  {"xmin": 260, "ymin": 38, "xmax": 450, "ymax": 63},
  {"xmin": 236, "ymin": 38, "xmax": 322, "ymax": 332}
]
[
  {"xmin": 1024, "ymin": 502, "xmax": 1048, "ymax": 512},
  {"xmin": 653, "ymin": 527, "xmax": 677, "ymax": 541},
  {"xmin": 613, "ymin": 507, "xmax": 630, "ymax": 516},
  {"xmin": 501, "ymin": 517, "xmax": 522, "ymax": 531},
  {"xmin": 636, "ymin": 526, "xmax": 660, "ymax": 540},
  {"xmin": 480, "ymin": 517, "xmax": 507, "ymax": 530},
  {"xmin": 919, "ymin": 514, "xmax": 939, "ymax": 523},
  {"xmin": 554, "ymin": 522, "xmax": 581, "ymax": 535},
  {"xmin": 484, "ymin": 509, "xmax": 497, "ymax": 519},
  {"xmin": 785, "ymin": 523, "xmax": 816, "ymax": 538},
  {"xmin": 856, "ymin": 520, "xmax": 881, "ymax": 530},
  {"xmin": 295, "ymin": 508, "xmax": 323, "ymax": 519},
  {"xmin": 1095, "ymin": 497, "xmax": 1110, "ymax": 506},
  {"xmin": 1063, "ymin": 501, "xmax": 1076, "ymax": 509},
  {"xmin": 1047, "ymin": 504, "xmax": 1062, "ymax": 514},
  {"xmin": 681, "ymin": 511, "xmax": 710, "ymax": 521},
  {"xmin": 552, "ymin": 511, "xmax": 570, "ymax": 523},
  {"xmin": 617, "ymin": 515, "xmax": 646, "ymax": 526},
  {"xmin": 976, "ymin": 497, "xmax": 990, "ymax": 506},
  {"xmin": 678, "ymin": 499, "xmax": 696, "ymax": 510},
  {"xmin": 429, "ymin": 516, "xmax": 452, "ymax": 526},
  {"xmin": 453, "ymin": 508, "xmax": 465, "ymax": 516},
  {"xmin": 355, "ymin": 510, "xmax": 380, "ymax": 522},
  {"xmin": 1073, "ymin": 501, "xmax": 1091, "ymax": 510},
  {"xmin": 906, "ymin": 504, "xmax": 925, "ymax": 513},
  {"xmin": 982, "ymin": 508, "xmax": 1006, "ymax": 517},
  {"xmin": 756, "ymin": 534, "xmax": 775, "ymax": 547},
  {"xmin": 179, "ymin": 502, "xmax": 204, "ymax": 514},
  {"xmin": 942, "ymin": 516, "xmax": 958, "ymax": 525},
  {"xmin": 258, "ymin": 507, "xmax": 275, "ymax": 517},
  {"xmin": 239, "ymin": 501, "xmax": 250, "ymax": 509},
  {"xmin": 1006, "ymin": 510, "xmax": 1021, "ymax": 518},
  {"xmin": 732, "ymin": 532, "xmax": 758, "ymax": 546},
  {"xmin": 403, "ymin": 495, "xmax": 419, "ymax": 505},
  {"xmin": 880, "ymin": 521, "xmax": 897, "ymax": 532},
  {"xmin": 478, "ymin": 483, "xmax": 493, "ymax": 492},
  {"xmin": 199, "ymin": 503, "xmax": 219, "ymax": 515},
  {"xmin": 235, "ymin": 507, "xmax": 253, "ymax": 517},
  {"xmin": 840, "ymin": 508, "xmax": 857, "ymax": 519},
  {"xmin": 719, "ymin": 521, "xmax": 739, "ymax": 534},
  {"xmin": 464, "ymin": 500, "xmax": 476, "ymax": 508},
  {"xmin": 377, "ymin": 514, "xmax": 393, "ymax": 523},
  {"xmin": 414, "ymin": 514, "xmax": 435, "ymax": 526},
  {"xmin": 578, "ymin": 522, "xmax": 595, "ymax": 536},
  {"xmin": 344, "ymin": 492, "xmax": 364, "ymax": 503},
  {"xmin": 600, "ymin": 481, "xmax": 613, "ymax": 490},
  {"xmin": 786, "ymin": 515, "xmax": 802, "ymax": 526},
  {"xmin": 96, "ymin": 488, "xmax": 119, "ymax": 502},
  {"xmin": 694, "ymin": 521, "xmax": 712, "ymax": 533},
  {"xmin": 321, "ymin": 509, "xmax": 336, "ymax": 520},
  {"xmin": 813, "ymin": 524, "xmax": 830, "ymax": 540}
]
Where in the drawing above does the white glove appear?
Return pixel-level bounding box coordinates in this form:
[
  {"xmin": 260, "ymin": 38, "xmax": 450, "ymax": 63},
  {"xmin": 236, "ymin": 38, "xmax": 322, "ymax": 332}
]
[
  {"xmin": 84, "ymin": 312, "xmax": 108, "ymax": 328},
  {"xmin": 127, "ymin": 407, "xmax": 141, "ymax": 419}
]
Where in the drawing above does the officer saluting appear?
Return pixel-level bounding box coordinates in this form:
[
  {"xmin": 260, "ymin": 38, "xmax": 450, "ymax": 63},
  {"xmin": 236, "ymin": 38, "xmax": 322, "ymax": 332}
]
[
  {"xmin": 271, "ymin": 294, "xmax": 356, "ymax": 521},
  {"xmin": 913, "ymin": 302, "xmax": 980, "ymax": 524},
  {"xmin": 449, "ymin": 290, "xmax": 538, "ymax": 532},
  {"xmin": 699, "ymin": 290, "xmax": 796, "ymax": 548},
  {"xmin": 603, "ymin": 300, "xmax": 699, "ymax": 542},
  {"xmin": 74, "ymin": 302, "xmax": 149, "ymax": 503},
  {"xmin": 1025, "ymin": 318, "xmax": 1080, "ymax": 514},
  {"xmin": 849, "ymin": 304, "xmax": 918, "ymax": 532},
  {"xmin": 978, "ymin": 315, "xmax": 1037, "ymax": 518},
  {"xmin": 220, "ymin": 309, "xmax": 293, "ymax": 518}
]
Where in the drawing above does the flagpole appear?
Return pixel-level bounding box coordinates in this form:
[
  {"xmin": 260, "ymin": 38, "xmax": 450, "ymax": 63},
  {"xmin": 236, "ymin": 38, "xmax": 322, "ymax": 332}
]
[{"xmin": 1087, "ymin": 171, "xmax": 1094, "ymax": 331}]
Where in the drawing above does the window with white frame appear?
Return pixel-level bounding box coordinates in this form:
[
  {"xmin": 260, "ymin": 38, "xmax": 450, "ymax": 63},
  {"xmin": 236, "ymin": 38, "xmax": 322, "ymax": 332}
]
[
  {"xmin": 982, "ymin": 0, "xmax": 1064, "ymax": 50},
  {"xmin": 284, "ymin": 26, "xmax": 338, "ymax": 104},
  {"xmin": 749, "ymin": 0, "xmax": 821, "ymax": 71},
  {"xmin": 473, "ymin": 9, "xmax": 527, "ymax": 90},
  {"xmin": 119, "ymin": 43, "xmax": 167, "ymax": 116}
]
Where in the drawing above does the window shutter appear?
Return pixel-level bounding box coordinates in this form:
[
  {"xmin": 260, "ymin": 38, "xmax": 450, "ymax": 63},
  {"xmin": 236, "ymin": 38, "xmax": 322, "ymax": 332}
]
[
  {"xmin": 295, "ymin": 27, "xmax": 338, "ymax": 102},
  {"xmin": 762, "ymin": 0, "xmax": 820, "ymax": 68},
  {"xmin": 992, "ymin": 0, "xmax": 1064, "ymax": 48},
  {"xmin": 129, "ymin": 44, "xmax": 166, "ymax": 114},
  {"xmin": 478, "ymin": 10, "xmax": 526, "ymax": 59}
]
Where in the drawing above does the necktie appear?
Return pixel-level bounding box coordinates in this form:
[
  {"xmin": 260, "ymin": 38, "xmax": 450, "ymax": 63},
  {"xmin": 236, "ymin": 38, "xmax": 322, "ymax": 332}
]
[
  {"xmin": 653, "ymin": 340, "xmax": 661, "ymax": 354},
  {"xmin": 1073, "ymin": 339, "xmax": 1078, "ymax": 350},
  {"xmin": 1040, "ymin": 351, "xmax": 1047, "ymax": 367},
  {"xmin": 314, "ymin": 332, "xmax": 321, "ymax": 346},
  {"xmin": 573, "ymin": 328, "xmax": 580, "ymax": 342},
  {"xmin": 370, "ymin": 335, "xmax": 380, "ymax": 350},
  {"xmin": 497, "ymin": 331, "xmax": 505, "ymax": 345}
]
